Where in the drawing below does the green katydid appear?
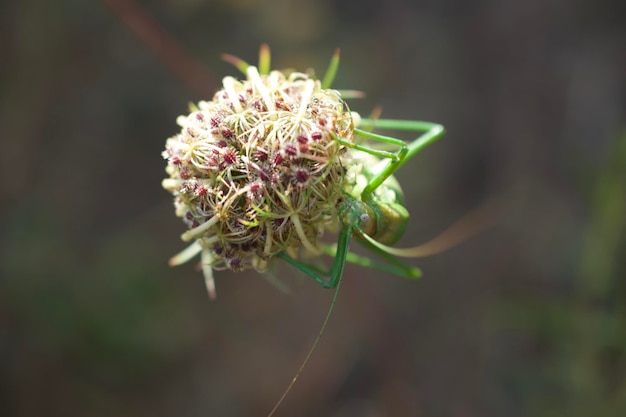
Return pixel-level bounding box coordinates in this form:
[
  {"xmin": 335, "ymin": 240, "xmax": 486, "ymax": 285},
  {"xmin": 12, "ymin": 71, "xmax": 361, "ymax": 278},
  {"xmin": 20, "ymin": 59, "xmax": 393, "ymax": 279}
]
[{"xmin": 267, "ymin": 115, "xmax": 447, "ymax": 417}]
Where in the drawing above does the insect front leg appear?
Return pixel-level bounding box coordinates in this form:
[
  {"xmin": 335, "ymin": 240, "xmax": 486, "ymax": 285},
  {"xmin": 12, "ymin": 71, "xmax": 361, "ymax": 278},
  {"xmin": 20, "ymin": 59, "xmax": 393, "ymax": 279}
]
[
  {"xmin": 278, "ymin": 226, "xmax": 353, "ymax": 289},
  {"xmin": 354, "ymin": 119, "xmax": 445, "ymax": 200}
]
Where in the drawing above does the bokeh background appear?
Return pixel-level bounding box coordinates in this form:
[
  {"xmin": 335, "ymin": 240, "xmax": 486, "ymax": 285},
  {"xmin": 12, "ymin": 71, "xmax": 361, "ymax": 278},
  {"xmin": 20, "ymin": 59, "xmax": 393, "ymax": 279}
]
[{"xmin": 2, "ymin": 0, "xmax": 625, "ymax": 416}]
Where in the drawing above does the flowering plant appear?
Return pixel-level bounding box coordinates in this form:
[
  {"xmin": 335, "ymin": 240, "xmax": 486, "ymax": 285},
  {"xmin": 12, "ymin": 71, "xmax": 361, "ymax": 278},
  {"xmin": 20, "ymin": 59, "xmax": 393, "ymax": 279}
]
[{"xmin": 162, "ymin": 47, "xmax": 360, "ymax": 297}]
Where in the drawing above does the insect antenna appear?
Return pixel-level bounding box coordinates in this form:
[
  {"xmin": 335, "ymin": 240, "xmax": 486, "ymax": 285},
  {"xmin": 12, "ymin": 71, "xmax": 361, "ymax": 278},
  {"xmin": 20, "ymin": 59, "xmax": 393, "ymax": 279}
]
[{"xmin": 266, "ymin": 274, "xmax": 344, "ymax": 417}]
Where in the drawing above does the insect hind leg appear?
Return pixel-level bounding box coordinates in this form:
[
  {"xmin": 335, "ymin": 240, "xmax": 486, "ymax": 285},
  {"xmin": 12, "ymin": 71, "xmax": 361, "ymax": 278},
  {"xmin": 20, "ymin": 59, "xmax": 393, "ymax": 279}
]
[{"xmin": 319, "ymin": 241, "xmax": 422, "ymax": 280}]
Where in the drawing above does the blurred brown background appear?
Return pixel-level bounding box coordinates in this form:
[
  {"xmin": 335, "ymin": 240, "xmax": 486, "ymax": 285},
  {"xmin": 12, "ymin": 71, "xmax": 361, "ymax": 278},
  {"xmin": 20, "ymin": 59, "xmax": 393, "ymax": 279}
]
[{"xmin": 1, "ymin": 0, "xmax": 625, "ymax": 416}]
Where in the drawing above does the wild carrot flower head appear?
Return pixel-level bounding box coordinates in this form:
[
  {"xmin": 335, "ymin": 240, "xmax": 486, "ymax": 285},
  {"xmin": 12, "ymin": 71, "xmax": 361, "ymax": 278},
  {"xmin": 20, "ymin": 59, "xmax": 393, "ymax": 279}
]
[{"xmin": 162, "ymin": 53, "xmax": 358, "ymax": 295}]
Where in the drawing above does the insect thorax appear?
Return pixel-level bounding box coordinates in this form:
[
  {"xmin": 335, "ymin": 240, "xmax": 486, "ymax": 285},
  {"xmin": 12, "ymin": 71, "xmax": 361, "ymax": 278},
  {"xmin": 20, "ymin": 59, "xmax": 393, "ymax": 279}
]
[{"xmin": 343, "ymin": 152, "xmax": 409, "ymax": 246}]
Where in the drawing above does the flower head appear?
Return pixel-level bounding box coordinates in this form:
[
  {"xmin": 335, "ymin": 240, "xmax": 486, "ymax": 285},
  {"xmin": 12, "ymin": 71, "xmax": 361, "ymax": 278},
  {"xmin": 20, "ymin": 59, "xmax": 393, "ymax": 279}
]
[{"xmin": 162, "ymin": 54, "xmax": 358, "ymax": 296}]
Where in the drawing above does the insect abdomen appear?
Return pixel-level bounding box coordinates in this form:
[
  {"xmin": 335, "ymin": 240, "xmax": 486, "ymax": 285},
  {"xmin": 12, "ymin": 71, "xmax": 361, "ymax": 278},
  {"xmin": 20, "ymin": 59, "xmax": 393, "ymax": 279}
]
[{"xmin": 370, "ymin": 199, "xmax": 409, "ymax": 245}]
